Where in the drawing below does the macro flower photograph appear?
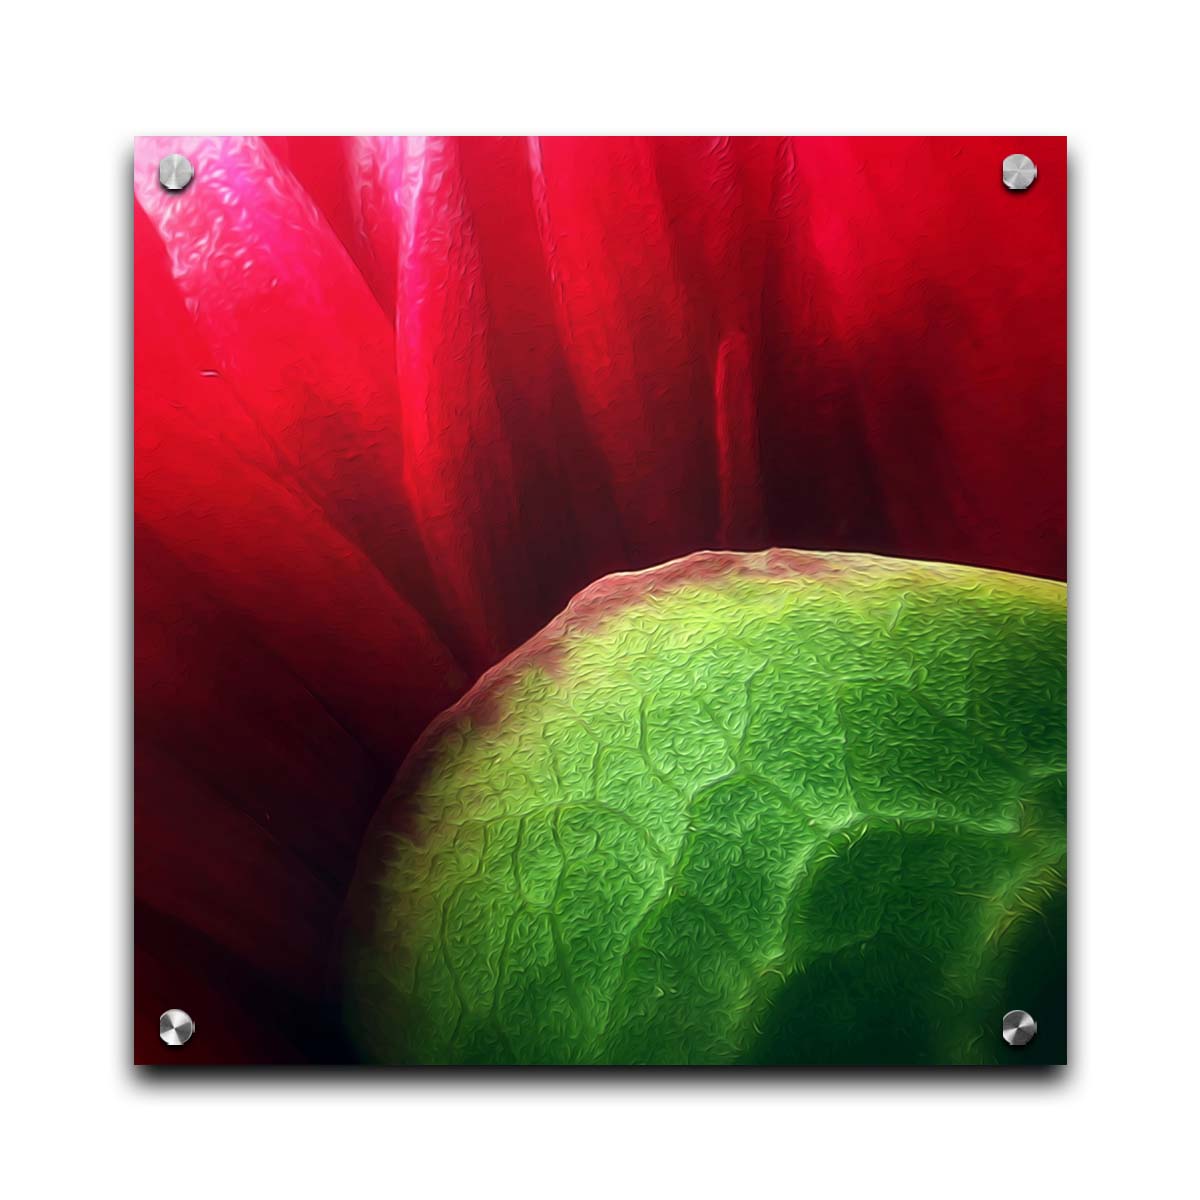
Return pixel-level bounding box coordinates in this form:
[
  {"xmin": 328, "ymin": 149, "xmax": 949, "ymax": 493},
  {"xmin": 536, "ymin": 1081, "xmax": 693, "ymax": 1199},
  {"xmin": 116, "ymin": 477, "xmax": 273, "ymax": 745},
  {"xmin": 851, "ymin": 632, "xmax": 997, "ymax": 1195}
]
[{"xmin": 133, "ymin": 135, "xmax": 1066, "ymax": 1066}]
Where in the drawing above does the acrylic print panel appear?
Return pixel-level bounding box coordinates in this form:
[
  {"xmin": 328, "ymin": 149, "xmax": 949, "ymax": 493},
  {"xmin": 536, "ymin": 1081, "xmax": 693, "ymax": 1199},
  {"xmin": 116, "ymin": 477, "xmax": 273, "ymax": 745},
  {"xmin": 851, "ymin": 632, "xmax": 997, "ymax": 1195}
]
[{"xmin": 133, "ymin": 136, "xmax": 1066, "ymax": 1067}]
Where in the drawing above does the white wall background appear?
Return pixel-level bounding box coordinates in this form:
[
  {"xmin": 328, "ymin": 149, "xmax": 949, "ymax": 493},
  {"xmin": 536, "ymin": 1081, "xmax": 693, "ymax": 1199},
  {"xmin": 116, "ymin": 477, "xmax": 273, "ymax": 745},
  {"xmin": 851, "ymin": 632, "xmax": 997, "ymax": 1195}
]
[{"xmin": 2, "ymin": 2, "xmax": 1196, "ymax": 1196}]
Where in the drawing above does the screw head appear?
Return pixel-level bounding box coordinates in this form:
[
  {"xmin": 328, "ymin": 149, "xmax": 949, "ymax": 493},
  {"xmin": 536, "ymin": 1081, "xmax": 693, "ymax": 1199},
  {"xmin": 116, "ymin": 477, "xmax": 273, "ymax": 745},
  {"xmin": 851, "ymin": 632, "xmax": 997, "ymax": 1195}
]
[
  {"xmin": 159, "ymin": 1008, "xmax": 195, "ymax": 1047},
  {"xmin": 1001, "ymin": 1008, "xmax": 1037, "ymax": 1047},
  {"xmin": 158, "ymin": 154, "xmax": 194, "ymax": 192},
  {"xmin": 1002, "ymin": 153, "xmax": 1037, "ymax": 191}
]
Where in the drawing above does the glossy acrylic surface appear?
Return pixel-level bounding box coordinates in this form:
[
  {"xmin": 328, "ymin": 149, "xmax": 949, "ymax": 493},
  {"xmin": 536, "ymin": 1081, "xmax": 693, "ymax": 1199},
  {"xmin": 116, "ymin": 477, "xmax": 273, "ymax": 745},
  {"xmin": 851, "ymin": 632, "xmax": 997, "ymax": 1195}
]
[{"xmin": 134, "ymin": 136, "xmax": 1066, "ymax": 1065}]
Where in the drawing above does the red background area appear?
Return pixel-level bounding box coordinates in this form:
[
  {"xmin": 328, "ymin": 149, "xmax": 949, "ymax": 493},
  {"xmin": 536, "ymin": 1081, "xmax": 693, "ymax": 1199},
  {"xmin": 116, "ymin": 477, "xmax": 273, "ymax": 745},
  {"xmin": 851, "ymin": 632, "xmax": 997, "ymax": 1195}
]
[{"xmin": 133, "ymin": 136, "xmax": 1065, "ymax": 1063}]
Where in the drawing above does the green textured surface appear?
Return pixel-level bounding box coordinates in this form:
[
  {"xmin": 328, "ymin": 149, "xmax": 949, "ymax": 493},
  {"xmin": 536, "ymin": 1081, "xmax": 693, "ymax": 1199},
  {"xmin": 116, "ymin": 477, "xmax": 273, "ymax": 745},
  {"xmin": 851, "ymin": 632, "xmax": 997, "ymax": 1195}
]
[{"xmin": 342, "ymin": 550, "xmax": 1066, "ymax": 1065}]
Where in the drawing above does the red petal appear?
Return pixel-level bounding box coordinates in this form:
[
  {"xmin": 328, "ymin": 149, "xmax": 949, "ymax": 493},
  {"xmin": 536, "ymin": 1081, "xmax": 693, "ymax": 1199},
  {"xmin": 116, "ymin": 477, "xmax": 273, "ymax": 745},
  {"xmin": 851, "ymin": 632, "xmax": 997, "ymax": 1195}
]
[
  {"xmin": 528, "ymin": 137, "xmax": 715, "ymax": 564},
  {"xmin": 134, "ymin": 203, "xmax": 464, "ymax": 761},
  {"xmin": 351, "ymin": 137, "xmax": 530, "ymax": 669},
  {"xmin": 133, "ymin": 136, "xmax": 449, "ymax": 630}
]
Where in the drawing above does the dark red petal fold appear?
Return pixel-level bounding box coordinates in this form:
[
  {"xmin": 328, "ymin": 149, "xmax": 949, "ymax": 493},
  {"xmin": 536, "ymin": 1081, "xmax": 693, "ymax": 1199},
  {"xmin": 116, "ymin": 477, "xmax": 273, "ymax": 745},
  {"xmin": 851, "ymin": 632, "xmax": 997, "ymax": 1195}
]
[
  {"xmin": 382, "ymin": 136, "xmax": 530, "ymax": 669},
  {"xmin": 528, "ymin": 136, "xmax": 716, "ymax": 564}
]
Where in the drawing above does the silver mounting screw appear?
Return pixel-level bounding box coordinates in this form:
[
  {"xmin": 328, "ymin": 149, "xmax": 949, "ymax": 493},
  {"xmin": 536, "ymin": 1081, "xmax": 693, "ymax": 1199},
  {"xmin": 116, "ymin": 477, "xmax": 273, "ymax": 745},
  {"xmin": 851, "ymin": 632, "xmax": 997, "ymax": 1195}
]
[
  {"xmin": 158, "ymin": 154, "xmax": 194, "ymax": 192},
  {"xmin": 159, "ymin": 1008, "xmax": 195, "ymax": 1046},
  {"xmin": 1002, "ymin": 153, "xmax": 1037, "ymax": 191},
  {"xmin": 1001, "ymin": 1008, "xmax": 1037, "ymax": 1047}
]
